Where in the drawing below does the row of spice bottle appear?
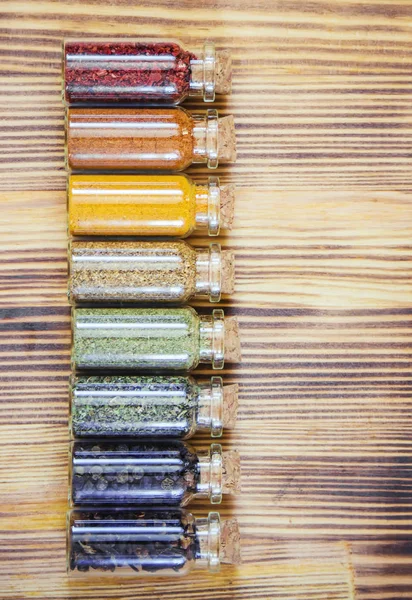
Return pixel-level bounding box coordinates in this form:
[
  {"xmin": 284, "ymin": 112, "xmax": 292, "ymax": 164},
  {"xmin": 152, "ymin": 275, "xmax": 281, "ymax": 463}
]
[
  {"xmin": 68, "ymin": 440, "xmax": 240, "ymax": 575},
  {"xmin": 67, "ymin": 373, "xmax": 242, "ymax": 576},
  {"xmin": 64, "ymin": 40, "xmax": 236, "ymax": 170},
  {"xmin": 64, "ymin": 39, "xmax": 241, "ymax": 577},
  {"xmin": 67, "ymin": 374, "xmax": 241, "ymax": 575}
]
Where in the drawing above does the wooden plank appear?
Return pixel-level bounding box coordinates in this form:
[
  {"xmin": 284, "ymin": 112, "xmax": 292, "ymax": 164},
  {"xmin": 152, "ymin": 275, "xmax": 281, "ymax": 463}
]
[
  {"xmin": 0, "ymin": 1, "xmax": 412, "ymax": 190},
  {"xmin": 0, "ymin": 1, "xmax": 411, "ymax": 599}
]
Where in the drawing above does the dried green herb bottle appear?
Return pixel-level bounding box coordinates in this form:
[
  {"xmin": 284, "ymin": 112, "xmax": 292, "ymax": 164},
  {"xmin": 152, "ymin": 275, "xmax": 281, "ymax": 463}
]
[
  {"xmin": 69, "ymin": 441, "xmax": 241, "ymax": 507},
  {"xmin": 67, "ymin": 509, "xmax": 241, "ymax": 576},
  {"xmin": 68, "ymin": 240, "xmax": 235, "ymax": 304},
  {"xmin": 71, "ymin": 307, "xmax": 241, "ymax": 371},
  {"xmin": 70, "ymin": 375, "xmax": 238, "ymax": 439}
]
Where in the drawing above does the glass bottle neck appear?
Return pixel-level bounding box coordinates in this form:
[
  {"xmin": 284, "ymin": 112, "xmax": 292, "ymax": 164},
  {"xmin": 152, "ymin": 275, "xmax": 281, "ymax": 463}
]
[
  {"xmin": 199, "ymin": 309, "xmax": 225, "ymax": 369},
  {"xmin": 195, "ymin": 513, "xmax": 241, "ymax": 572},
  {"xmin": 189, "ymin": 41, "xmax": 216, "ymax": 102},
  {"xmin": 195, "ymin": 243, "xmax": 221, "ymax": 302},
  {"xmin": 192, "ymin": 109, "xmax": 218, "ymax": 168},
  {"xmin": 195, "ymin": 443, "xmax": 222, "ymax": 503},
  {"xmin": 194, "ymin": 512, "xmax": 221, "ymax": 572},
  {"xmin": 196, "ymin": 376, "xmax": 223, "ymax": 437},
  {"xmin": 188, "ymin": 41, "xmax": 232, "ymax": 102},
  {"xmin": 194, "ymin": 176, "xmax": 220, "ymax": 235}
]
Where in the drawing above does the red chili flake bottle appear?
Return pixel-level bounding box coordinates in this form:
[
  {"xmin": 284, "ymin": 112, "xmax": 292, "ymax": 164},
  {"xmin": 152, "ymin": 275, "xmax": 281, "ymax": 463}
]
[{"xmin": 63, "ymin": 40, "xmax": 232, "ymax": 106}]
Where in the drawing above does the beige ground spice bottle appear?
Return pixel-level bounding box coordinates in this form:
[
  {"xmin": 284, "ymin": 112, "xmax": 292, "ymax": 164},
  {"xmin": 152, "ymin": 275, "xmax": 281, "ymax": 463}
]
[
  {"xmin": 68, "ymin": 240, "xmax": 235, "ymax": 304},
  {"xmin": 66, "ymin": 107, "xmax": 236, "ymax": 171}
]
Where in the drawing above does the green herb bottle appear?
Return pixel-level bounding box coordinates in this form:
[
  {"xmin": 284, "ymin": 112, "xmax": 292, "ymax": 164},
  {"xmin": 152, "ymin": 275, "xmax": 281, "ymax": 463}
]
[
  {"xmin": 69, "ymin": 441, "xmax": 241, "ymax": 507},
  {"xmin": 71, "ymin": 307, "xmax": 241, "ymax": 371},
  {"xmin": 68, "ymin": 240, "xmax": 235, "ymax": 304},
  {"xmin": 70, "ymin": 375, "xmax": 238, "ymax": 439},
  {"xmin": 67, "ymin": 509, "xmax": 241, "ymax": 576}
]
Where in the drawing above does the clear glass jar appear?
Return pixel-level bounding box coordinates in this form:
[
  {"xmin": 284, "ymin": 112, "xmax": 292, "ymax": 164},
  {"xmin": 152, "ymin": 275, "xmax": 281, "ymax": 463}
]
[
  {"xmin": 68, "ymin": 240, "xmax": 234, "ymax": 304},
  {"xmin": 69, "ymin": 374, "xmax": 239, "ymax": 439},
  {"xmin": 66, "ymin": 107, "xmax": 236, "ymax": 171},
  {"xmin": 63, "ymin": 40, "xmax": 231, "ymax": 105},
  {"xmin": 69, "ymin": 441, "xmax": 240, "ymax": 507},
  {"xmin": 71, "ymin": 307, "xmax": 241, "ymax": 371},
  {"xmin": 67, "ymin": 509, "xmax": 241, "ymax": 576},
  {"xmin": 68, "ymin": 174, "xmax": 235, "ymax": 238}
]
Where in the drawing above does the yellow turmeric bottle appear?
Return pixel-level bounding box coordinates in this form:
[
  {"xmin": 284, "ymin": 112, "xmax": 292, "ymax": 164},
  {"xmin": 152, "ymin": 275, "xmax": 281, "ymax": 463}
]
[{"xmin": 68, "ymin": 174, "xmax": 235, "ymax": 237}]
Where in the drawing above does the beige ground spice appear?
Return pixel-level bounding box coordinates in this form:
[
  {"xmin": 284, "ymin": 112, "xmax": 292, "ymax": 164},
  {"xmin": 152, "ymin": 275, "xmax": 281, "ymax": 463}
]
[{"xmin": 69, "ymin": 240, "xmax": 197, "ymax": 303}]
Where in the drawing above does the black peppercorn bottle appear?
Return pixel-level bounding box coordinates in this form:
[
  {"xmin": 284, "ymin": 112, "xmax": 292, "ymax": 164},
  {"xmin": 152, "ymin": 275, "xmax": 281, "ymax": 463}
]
[
  {"xmin": 67, "ymin": 509, "xmax": 241, "ymax": 576},
  {"xmin": 69, "ymin": 441, "xmax": 241, "ymax": 507}
]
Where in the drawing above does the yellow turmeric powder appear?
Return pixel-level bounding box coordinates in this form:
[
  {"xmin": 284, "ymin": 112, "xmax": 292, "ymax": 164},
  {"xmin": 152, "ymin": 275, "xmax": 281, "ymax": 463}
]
[{"xmin": 68, "ymin": 174, "xmax": 235, "ymax": 237}]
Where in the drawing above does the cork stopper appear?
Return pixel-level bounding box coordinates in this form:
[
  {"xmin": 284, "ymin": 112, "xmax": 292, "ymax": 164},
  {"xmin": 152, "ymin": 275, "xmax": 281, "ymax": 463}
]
[
  {"xmin": 224, "ymin": 316, "xmax": 242, "ymax": 363},
  {"xmin": 222, "ymin": 383, "xmax": 239, "ymax": 429},
  {"xmin": 220, "ymin": 518, "xmax": 242, "ymax": 565},
  {"xmin": 222, "ymin": 450, "xmax": 241, "ymax": 495},
  {"xmin": 218, "ymin": 115, "xmax": 237, "ymax": 163},
  {"xmin": 221, "ymin": 250, "xmax": 235, "ymax": 295},
  {"xmin": 215, "ymin": 50, "xmax": 232, "ymax": 95},
  {"xmin": 220, "ymin": 183, "xmax": 235, "ymax": 230}
]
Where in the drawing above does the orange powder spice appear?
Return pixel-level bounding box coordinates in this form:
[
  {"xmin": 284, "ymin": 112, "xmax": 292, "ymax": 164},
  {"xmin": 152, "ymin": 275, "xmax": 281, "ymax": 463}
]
[
  {"xmin": 68, "ymin": 174, "xmax": 198, "ymax": 237},
  {"xmin": 67, "ymin": 108, "xmax": 195, "ymax": 171}
]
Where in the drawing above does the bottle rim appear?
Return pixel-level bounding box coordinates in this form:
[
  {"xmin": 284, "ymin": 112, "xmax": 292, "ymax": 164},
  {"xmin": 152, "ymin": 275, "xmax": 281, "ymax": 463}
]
[
  {"xmin": 203, "ymin": 41, "xmax": 216, "ymax": 102},
  {"xmin": 212, "ymin": 308, "xmax": 225, "ymax": 369}
]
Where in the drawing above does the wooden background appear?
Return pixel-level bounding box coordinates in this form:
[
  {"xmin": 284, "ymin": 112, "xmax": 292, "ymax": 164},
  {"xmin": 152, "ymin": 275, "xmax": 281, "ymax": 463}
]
[{"xmin": 0, "ymin": 1, "xmax": 412, "ymax": 598}]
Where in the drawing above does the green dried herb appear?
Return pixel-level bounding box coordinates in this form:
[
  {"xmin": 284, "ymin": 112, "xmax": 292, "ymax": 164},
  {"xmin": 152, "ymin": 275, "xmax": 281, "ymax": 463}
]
[
  {"xmin": 70, "ymin": 375, "xmax": 199, "ymax": 438},
  {"xmin": 72, "ymin": 307, "xmax": 200, "ymax": 370}
]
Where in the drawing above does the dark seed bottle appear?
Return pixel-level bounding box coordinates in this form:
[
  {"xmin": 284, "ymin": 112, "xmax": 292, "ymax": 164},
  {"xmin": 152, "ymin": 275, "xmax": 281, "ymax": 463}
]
[
  {"xmin": 63, "ymin": 40, "xmax": 232, "ymax": 105},
  {"xmin": 69, "ymin": 441, "xmax": 241, "ymax": 507},
  {"xmin": 71, "ymin": 307, "xmax": 241, "ymax": 371},
  {"xmin": 70, "ymin": 375, "xmax": 238, "ymax": 439},
  {"xmin": 67, "ymin": 509, "xmax": 241, "ymax": 576}
]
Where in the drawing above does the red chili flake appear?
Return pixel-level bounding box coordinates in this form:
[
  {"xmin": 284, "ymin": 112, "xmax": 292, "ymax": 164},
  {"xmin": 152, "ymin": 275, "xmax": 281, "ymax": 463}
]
[{"xmin": 64, "ymin": 41, "xmax": 197, "ymax": 105}]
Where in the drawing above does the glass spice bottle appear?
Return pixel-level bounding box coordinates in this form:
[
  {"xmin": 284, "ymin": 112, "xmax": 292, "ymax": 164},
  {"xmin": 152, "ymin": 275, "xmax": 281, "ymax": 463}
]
[
  {"xmin": 68, "ymin": 240, "xmax": 235, "ymax": 304},
  {"xmin": 69, "ymin": 441, "xmax": 241, "ymax": 507},
  {"xmin": 68, "ymin": 173, "xmax": 235, "ymax": 237},
  {"xmin": 67, "ymin": 509, "xmax": 241, "ymax": 576},
  {"xmin": 66, "ymin": 107, "xmax": 236, "ymax": 171},
  {"xmin": 69, "ymin": 374, "xmax": 239, "ymax": 439},
  {"xmin": 71, "ymin": 307, "xmax": 241, "ymax": 371},
  {"xmin": 63, "ymin": 40, "xmax": 231, "ymax": 105}
]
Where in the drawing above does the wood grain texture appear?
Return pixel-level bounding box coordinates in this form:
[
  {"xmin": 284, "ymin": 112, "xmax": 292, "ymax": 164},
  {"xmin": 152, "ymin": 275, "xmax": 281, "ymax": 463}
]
[{"xmin": 0, "ymin": 1, "xmax": 411, "ymax": 599}]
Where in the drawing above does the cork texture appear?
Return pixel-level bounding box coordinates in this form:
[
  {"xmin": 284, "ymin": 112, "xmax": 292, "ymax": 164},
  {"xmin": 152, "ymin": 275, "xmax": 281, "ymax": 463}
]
[
  {"xmin": 217, "ymin": 115, "xmax": 237, "ymax": 163},
  {"xmin": 224, "ymin": 316, "xmax": 242, "ymax": 363},
  {"xmin": 220, "ymin": 518, "xmax": 242, "ymax": 565},
  {"xmin": 221, "ymin": 250, "xmax": 235, "ymax": 295},
  {"xmin": 220, "ymin": 183, "xmax": 236, "ymax": 230},
  {"xmin": 215, "ymin": 50, "xmax": 232, "ymax": 95},
  {"xmin": 222, "ymin": 383, "xmax": 239, "ymax": 429},
  {"xmin": 222, "ymin": 450, "xmax": 241, "ymax": 495}
]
